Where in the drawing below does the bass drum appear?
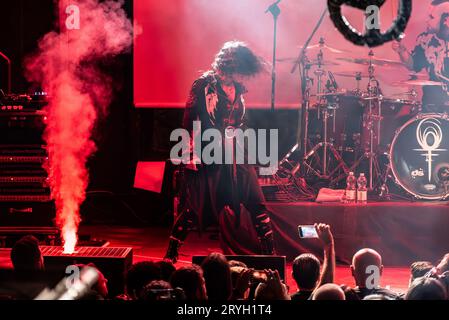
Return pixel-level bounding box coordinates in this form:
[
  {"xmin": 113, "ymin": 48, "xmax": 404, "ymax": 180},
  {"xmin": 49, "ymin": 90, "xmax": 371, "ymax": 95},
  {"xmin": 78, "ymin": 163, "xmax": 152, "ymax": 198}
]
[{"xmin": 390, "ymin": 113, "xmax": 449, "ymax": 200}]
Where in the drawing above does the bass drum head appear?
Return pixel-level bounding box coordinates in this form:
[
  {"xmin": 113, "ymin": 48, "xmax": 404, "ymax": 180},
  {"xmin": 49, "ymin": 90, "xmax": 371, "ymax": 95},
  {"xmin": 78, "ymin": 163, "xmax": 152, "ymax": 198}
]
[{"xmin": 390, "ymin": 113, "xmax": 449, "ymax": 200}]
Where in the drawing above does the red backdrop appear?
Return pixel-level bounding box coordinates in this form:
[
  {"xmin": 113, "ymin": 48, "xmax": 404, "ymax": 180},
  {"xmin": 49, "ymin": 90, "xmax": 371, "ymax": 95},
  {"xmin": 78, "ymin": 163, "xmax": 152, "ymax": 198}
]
[{"xmin": 134, "ymin": 0, "xmax": 433, "ymax": 109}]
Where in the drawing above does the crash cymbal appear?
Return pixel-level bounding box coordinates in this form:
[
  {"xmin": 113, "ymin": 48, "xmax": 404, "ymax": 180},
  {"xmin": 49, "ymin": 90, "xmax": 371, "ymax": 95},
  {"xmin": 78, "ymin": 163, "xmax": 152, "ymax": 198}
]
[
  {"xmin": 276, "ymin": 57, "xmax": 340, "ymax": 66},
  {"xmin": 336, "ymin": 57, "xmax": 404, "ymax": 68},
  {"xmin": 333, "ymin": 71, "xmax": 370, "ymax": 78},
  {"xmin": 305, "ymin": 43, "xmax": 348, "ymax": 54},
  {"xmin": 391, "ymin": 79, "xmax": 444, "ymax": 87}
]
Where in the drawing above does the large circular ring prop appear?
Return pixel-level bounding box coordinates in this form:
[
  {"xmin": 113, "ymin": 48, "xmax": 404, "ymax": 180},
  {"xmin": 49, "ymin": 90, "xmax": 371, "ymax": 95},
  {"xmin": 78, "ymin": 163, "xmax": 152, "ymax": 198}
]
[{"xmin": 328, "ymin": 0, "xmax": 412, "ymax": 47}]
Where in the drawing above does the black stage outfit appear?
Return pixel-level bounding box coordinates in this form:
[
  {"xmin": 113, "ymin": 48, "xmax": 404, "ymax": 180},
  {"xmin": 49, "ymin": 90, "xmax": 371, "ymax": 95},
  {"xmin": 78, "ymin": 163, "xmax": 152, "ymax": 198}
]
[{"xmin": 164, "ymin": 71, "xmax": 275, "ymax": 262}]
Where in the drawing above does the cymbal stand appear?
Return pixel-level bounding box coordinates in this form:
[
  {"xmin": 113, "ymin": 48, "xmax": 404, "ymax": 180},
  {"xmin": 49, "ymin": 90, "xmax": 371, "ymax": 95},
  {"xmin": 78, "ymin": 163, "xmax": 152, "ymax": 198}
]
[
  {"xmin": 379, "ymin": 162, "xmax": 392, "ymax": 200},
  {"xmin": 275, "ymin": 7, "xmax": 330, "ymax": 198},
  {"xmin": 275, "ymin": 53, "xmax": 315, "ymax": 200},
  {"xmin": 355, "ymin": 72, "xmax": 363, "ymax": 95},
  {"xmin": 278, "ymin": 54, "xmax": 313, "ymax": 179}
]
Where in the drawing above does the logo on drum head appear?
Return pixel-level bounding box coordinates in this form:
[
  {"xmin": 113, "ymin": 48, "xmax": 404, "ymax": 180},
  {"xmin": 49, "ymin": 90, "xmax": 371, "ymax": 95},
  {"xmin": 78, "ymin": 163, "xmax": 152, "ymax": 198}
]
[{"xmin": 414, "ymin": 118, "xmax": 447, "ymax": 182}]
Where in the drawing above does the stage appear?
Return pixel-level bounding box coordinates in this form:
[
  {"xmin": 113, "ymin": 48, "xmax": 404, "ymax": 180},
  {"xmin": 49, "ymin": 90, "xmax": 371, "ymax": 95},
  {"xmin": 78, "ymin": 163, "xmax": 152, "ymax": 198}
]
[{"xmin": 220, "ymin": 201, "xmax": 449, "ymax": 266}]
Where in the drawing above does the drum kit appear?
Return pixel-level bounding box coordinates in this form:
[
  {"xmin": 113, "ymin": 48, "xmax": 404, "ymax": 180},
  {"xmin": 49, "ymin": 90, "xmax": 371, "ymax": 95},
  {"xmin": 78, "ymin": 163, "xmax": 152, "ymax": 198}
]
[{"xmin": 276, "ymin": 38, "xmax": 449, "ymax": 201}]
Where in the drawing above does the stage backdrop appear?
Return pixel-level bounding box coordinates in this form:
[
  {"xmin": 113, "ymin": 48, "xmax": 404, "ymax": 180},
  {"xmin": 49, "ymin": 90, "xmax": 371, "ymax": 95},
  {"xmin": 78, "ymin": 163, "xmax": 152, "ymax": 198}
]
[{"xmin": 134, "ymin": 0, "xmax": 433, "ymax": 109}]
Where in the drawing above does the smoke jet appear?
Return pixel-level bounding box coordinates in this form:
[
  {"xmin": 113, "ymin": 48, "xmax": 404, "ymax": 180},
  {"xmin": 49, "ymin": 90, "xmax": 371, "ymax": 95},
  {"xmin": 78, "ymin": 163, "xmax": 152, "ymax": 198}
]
[{"xmin": 25, "ymin": 0, "xmax": 133, "ymax": 253}]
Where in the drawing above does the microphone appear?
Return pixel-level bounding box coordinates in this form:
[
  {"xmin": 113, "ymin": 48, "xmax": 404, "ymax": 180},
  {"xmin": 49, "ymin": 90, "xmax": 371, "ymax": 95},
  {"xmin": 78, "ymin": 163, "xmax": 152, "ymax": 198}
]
[{"xmin": 265, "ymin": 0, "xmax": 281, "ymax": 14}]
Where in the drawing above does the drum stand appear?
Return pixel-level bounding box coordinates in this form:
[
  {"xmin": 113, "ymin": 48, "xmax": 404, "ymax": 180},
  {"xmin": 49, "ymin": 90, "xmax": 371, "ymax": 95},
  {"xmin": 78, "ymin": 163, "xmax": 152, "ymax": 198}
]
[
  {"xmin": 301, "ymin": 49, "xmax": 348, "ymax": 182},
  {"xmin": 350, "ymin": 51, "xmax": 384, "ymax": 190},
  {"xmin": 379, "ymin": 163, "xmax": 392, "ymax": 199}
]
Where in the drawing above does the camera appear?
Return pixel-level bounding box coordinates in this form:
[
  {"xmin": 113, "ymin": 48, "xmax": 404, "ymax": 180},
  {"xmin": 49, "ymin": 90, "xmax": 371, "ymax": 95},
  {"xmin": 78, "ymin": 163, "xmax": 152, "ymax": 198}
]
[
  {"xmin": 251, "ymin": 270, "xmax": 268, "ymax": 283},
  {"xmin": 143, "ymin": 287, "xmax": 186, "ymax": 301}
]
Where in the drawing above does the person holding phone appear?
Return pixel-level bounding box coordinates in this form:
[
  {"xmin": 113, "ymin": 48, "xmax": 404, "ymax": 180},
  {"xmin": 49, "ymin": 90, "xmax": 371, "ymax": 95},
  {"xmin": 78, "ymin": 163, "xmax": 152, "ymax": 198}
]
[
  {"xmin": 254, "ymin": 269, "xmax": 291, "ymax": 301},
  {"xmin": 291, "ymin": 223, "xmax": 335, "ymax": 301}
]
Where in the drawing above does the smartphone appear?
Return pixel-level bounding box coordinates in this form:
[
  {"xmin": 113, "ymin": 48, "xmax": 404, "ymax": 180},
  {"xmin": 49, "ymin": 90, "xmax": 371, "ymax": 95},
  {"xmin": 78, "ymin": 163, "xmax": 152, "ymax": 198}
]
[{"xmin": 298, "ymin": 225, "xmax": 319, "ymax": 238}]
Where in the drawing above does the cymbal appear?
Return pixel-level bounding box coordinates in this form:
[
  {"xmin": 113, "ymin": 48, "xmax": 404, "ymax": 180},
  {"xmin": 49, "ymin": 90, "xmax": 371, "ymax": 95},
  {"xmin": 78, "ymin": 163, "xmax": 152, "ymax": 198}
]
[
  {"xmin": 313, "ymin": 91, "xmax": 348, "ymax": 97},
  {"xmin": 309, "ymin": 59, "xmax": 340, "ymax": 66},
  {"xmin": 336, "ymin": 57, "xmax": 404, "ymax": 68},
  {"xmin": 391, "ymin": 79, "xmax": 444, "ymax": 87},
  {"xmin": 407, "ymin": 72, "xmax": 428, "ymax": 80},
  {"xmin": 333, "ymin": 71, "xmax": 370, "ymax": 78},
  {"xmin": 276, "ymin": 57, "xmax": 340, "ymax": 66},
  {"xmin": 389, "ymin": 90, "xmax": 418, "ymax": 97},
  {"xmin": 305, "ymin": 44, "xmax": 347, "ymax": 54}
]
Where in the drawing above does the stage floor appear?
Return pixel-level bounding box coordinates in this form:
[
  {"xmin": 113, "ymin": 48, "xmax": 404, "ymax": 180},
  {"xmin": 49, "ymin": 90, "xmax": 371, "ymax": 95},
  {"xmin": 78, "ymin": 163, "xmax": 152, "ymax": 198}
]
[{"xmin": 0, "ymin": 225, "xmax": 412, "ymax": 294}]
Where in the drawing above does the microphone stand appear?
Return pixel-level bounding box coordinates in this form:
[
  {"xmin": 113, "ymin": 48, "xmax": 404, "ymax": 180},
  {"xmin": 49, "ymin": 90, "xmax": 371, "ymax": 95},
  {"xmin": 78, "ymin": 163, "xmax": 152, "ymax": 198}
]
[{"xmin": 266, "ymin": 0, "xmax": 281, "ymax": 112}]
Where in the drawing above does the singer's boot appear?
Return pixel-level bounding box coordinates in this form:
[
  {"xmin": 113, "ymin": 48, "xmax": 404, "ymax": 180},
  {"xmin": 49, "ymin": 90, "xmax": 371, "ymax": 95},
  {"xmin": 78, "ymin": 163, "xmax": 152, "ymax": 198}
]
[
  {"xmin": 164, "ymin": 236, "xmax": 183, "ymax": 264},
  {"xmin": 163, "ymin": 209, "xmax": 194, "ymax": 263},
  {"xmin": 254, "ymin": 209, "xmax": 276, "ymax": 255},
  {"xmin": 259, "ymin": 233, "xmax": 276, "ymax": 255}
]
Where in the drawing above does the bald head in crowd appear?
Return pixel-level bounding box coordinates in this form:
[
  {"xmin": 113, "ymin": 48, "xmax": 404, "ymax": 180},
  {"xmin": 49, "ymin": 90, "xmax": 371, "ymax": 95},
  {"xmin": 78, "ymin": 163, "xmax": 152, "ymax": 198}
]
[
  {"xmin": 311, "ymin": 284, "xmax": 345, "ymax": 300},
  {"xmin": 351, "ymin": 248, "xmax": 383, "ymax": 288}
]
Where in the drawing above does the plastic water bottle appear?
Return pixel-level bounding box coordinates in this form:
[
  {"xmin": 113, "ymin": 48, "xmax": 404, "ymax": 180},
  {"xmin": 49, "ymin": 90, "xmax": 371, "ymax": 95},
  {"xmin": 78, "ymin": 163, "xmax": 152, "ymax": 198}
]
[
  {"xmin": 357, "ymin": 173, "xmax": 368, "ymax": 204},
  {"xmin": 345, "ymin": 172, "xmax": 357, "ymax": 203}
]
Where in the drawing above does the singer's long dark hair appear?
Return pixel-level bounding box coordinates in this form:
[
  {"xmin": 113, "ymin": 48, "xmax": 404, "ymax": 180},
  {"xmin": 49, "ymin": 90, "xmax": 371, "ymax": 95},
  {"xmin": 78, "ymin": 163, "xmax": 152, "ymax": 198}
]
[{"xmin": 212, "ymin": 41, "xmax": 267, "ymax": 77}]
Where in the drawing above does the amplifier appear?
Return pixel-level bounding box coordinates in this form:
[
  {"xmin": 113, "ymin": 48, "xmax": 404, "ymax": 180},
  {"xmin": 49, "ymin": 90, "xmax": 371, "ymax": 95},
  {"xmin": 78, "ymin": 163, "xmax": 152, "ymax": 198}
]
[
  {"xmin": 0, "ymin": 201, "xmax": 55, "ymax": 226},
  {"xmin": 0, "ymin": 93, "xmax": 48, "ymax": 112},
  {"xmin": 0, "ymin": 94, "xmax": 51, "ymax": 232},
  {"xmin": 0, "ymin": 176, "xmax": 48, "ymax": 188},
  {"xmin": 0, "ymin": 156, "xmax": 47, "ymax": 164}
]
